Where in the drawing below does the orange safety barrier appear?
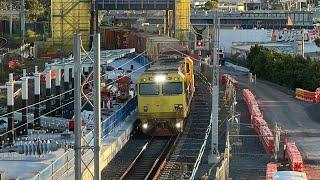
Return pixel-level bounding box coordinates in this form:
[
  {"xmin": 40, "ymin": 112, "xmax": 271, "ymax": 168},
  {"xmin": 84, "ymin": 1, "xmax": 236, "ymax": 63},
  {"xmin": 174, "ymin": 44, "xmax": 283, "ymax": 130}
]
[
  {"xmin": 243, "ymin": 89, "xmax": 274, "ymax": 155},
  {"xmin": 316, "ymin": 88, "xmax": 320, "ymax": 103},
  {"xmin": 296, "ymin": 88, "xmax": 318, "ymax": 103},
  {"xmin": 285, "ymin": 141, "xmax": 304, "ymax": 172},
  {"xmin": 259, "ymin": 126, "xmax": 274, "ymax": 155},
  {"xmin": 243, "ymin": 89, "xmax": 263, "ymax": 118},
  {"xmin": 266, "ymin": 163, "xmax": 278, "ymax": 180},
  {"xmin": 251, "ymin": 116, "xmax": 267, "ymax": 133}
]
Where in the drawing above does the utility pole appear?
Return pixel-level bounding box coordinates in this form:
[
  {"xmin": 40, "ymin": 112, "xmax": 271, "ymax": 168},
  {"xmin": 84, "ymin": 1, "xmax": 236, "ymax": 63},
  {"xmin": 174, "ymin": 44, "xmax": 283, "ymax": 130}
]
[
  {"xmin": 208, "ymin": 10, "xmax": 220, "ymax": 164},
  {"xmin": 93, "ymin": 33, "xmax": 101, "ymax": 180},
  {"xmin": 92, "ymin": 0, "xmax": 99, "ymax": 34},
  {"xmin": 20, "ymin": 0, "xmax": 25, "ymax": 44},
  {"xmin": 20, "ymin": 0, "xmax": 25, "ymax": 63},
  {"xmin": 9, "ymin": 0, "xmax": 13, "ymax": 36},
  {"xmin": 74, "ymin": 34, "xmax": 82, "ymax": 180}
]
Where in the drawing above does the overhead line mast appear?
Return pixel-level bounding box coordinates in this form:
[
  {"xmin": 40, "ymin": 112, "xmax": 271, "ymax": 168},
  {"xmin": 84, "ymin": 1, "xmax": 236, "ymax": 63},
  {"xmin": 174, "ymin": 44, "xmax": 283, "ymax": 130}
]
[{"xmin": 209, "ymin": 10, "xmax": 220, "ymax": 164}]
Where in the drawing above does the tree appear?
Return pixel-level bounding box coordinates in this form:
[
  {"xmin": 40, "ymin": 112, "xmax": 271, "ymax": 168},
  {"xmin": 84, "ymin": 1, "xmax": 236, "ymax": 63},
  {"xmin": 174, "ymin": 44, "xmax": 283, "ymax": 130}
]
[
  {"xmin": 246, "ymin": 45, "xmax": 320, "ymax": 91},
  {"xmin": 25, "ymin": 0, "xmax": 45, "ymax": 22},
  {"xmin": 203, "ymin": 0, "xmax": 218, "ymax": 10}
]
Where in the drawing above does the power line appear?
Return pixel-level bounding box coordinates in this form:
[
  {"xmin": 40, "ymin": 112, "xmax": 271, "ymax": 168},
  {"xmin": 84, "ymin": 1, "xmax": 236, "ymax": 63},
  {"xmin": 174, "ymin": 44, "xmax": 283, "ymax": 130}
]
[
  {"xmin": 0, "ymin": 51, "xmax": 147, "ymax": 119},
  {"xmin": 0, "ymin": 88, "xmax": 74, "ymax": 119},
  {"xmin": 0, "ymin": 59, "xmax": 152, "ymax": 139}
]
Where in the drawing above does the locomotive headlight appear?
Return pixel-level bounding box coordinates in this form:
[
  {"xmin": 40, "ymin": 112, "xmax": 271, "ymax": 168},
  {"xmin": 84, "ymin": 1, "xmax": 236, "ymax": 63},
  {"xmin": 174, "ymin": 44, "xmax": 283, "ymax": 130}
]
[
  {"xmin": 142, "ymin": 123, "xmax": 148, "ymax": 129},
  {"xmin": 143, "ymin": 106, "xmax": 148, "ymax": 112},
  {"xmin": 174, "ymin": 104, "xmax": 183, "ymax": 110},
  {"xmin": 154, "ymin": 75, "xmax": 166, "ymax": 83},
  {"xmin": 176, "ymin": 122, "xmax": 181, "ymax": 128}
]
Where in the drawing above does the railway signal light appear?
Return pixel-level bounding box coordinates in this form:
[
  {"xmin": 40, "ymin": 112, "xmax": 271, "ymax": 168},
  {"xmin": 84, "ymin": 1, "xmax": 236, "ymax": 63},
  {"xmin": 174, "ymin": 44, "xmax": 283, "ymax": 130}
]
[{"xmin": 195, "ymin": 34, "xmax": 205, "ymax": 50}]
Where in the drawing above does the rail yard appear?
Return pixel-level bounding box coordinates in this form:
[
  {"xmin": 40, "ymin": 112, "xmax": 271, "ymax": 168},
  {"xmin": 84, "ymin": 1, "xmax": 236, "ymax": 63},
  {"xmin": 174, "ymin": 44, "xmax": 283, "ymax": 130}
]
[{"xmin": 0, "ymin": 0, "xmax": 320, "ymax": 179}]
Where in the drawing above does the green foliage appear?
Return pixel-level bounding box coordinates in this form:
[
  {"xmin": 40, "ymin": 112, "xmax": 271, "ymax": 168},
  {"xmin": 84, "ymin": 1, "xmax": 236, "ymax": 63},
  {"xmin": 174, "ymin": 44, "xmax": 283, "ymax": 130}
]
[
  {"xmin": 25, "ymin": 0, "xmax": 45, "ymax": 22},
  {"xmin": 203, "ymin": 0, "xmax": 218, "ymax": 10},
  {"xmin": 246, "ymin": 45, "xmax": 320, "ymax": 91},
  {"xmin": 25, "ymin": 30, "xmax": 44, "ymax": 42}
]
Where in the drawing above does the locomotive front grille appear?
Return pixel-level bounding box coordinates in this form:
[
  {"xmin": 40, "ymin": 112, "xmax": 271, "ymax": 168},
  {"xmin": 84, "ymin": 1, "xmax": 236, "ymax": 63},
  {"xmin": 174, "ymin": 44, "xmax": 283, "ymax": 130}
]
[
  {"xmin": 139, "ymin": 112, "xmax": 183, "ymax": 119},
  {"xmin": 157, "ymin": 121, "xmax": 168, "ymax": 129}
]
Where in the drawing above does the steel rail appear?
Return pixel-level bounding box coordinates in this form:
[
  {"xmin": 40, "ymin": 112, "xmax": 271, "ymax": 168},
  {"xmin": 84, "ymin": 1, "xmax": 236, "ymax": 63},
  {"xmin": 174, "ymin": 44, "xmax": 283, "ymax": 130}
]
[
  {"xmin": 152, "ymin": 133, "xmax": 181, "ymax": 180},
  {"xmin": 119, "ymin": 136, "xmax": 154, "ymax": 180}
]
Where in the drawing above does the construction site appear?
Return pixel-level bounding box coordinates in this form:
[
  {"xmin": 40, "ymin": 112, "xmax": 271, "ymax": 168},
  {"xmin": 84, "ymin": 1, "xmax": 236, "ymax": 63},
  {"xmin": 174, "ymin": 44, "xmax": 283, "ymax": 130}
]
[{"xmin": 0, "ymin": 0, "xmax": 319, "ymax": 179}]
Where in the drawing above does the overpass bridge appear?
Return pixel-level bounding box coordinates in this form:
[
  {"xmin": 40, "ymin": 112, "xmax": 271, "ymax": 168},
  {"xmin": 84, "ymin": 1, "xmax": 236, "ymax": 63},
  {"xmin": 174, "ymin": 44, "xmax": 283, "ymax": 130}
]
[
  {"xmin": 110, "ymin": 10, "xmax": 314, "ymax": 29},
  {"xmin": 97, "ymin": 0, "xmax": 175, "ymax": 10},
  {"xmin": 51, "ymin": 0, "xmax": 189, "ymax": 52}
]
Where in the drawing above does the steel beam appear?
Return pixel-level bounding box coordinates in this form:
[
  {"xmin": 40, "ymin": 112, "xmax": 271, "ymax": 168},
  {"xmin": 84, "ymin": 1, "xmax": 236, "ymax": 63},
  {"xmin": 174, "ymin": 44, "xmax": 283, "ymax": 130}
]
[
  {"xmin": 93, "ymin": 33, "xmax": 101, "ymax": 180},
  {"xmin": 74, "ymin": 34, "xmax": 82, "ymax": 180},
  {"xmin": 208, "ymin": 11, "xmax": 220, "ymax": 164}
]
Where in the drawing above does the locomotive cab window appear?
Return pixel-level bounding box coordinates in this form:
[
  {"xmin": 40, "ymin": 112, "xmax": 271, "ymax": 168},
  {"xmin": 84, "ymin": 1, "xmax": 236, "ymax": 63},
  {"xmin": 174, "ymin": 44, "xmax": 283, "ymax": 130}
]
[
  {"xmin": 163, "ymin": 82, "xmax": 182, "ymax": 95},
  {"xmin": 139, "ymin": 83, "xmax": 159, "ymax": 95}
]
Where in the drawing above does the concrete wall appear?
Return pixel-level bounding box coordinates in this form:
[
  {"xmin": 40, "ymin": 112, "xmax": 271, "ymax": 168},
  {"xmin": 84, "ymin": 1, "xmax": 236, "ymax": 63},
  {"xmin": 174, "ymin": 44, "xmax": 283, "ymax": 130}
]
[{"xmin": 220, "ymin": 29, "xmax": 273, "ymax": 56}]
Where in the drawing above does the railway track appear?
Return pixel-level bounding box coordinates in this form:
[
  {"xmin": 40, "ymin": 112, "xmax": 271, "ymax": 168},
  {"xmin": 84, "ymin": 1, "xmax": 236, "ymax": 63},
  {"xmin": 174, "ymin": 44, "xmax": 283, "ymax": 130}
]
[
  {"xmin": 102, "ymin": 132, "xmax": 178, "ymax": 180},
  {"xmin": 102, "ymin": 75, "xmax": 211, "ymax": 179},
  {"xmin": 121, "ymin": 136, "xmax": 177, "ymax": 180},
  {"xmin": 157, "ymin": 75, "xmax": 212, "ymax": 179}
]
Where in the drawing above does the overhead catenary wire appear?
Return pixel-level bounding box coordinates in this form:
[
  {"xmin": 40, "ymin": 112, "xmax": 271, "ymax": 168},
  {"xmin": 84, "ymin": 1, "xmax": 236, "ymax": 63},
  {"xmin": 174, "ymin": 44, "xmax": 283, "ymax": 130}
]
[
  {"xmin": 2, "ymin": 46, "xmax": 196, "ymax": 143},
  {"xmin": 0, "ymin": 88, "xmax": 74, "ymax": 119},
  {"xmin": 0, "ymin": 98, "xmax": 75, "ymax": 138},
  {"xmin": 0, "ymin": 50, "xmax": 148, "ymax": 119},
  {"xmin": 0, "ymin": 59, "xmax": 152, "ymax": 139}
]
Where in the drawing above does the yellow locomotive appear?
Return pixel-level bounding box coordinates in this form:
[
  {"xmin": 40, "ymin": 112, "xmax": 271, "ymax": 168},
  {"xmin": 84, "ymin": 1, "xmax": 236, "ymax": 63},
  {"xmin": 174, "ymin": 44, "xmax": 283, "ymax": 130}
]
[{"xmin": 137, "ymin": 56, "xmax": 195, "ymax": 136}]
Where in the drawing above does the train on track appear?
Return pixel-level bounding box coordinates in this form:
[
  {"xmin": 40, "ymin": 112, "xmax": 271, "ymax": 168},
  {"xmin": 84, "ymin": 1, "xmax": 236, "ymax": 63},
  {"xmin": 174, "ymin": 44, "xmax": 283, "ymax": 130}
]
[
  {"xmin": 137, "ymin": 55, "xmax": 195, "ymax": 136},
  {"xmin": 100, "ymin": 27, "xmax": 198, "ymax": 136}
]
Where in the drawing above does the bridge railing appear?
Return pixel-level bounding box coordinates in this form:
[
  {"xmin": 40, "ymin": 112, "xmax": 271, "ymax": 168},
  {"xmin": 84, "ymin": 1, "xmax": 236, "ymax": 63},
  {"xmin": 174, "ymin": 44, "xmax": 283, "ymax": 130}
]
[{"xmin": 98, "ymin": 0, "xmax": 174, "ymax": 10}]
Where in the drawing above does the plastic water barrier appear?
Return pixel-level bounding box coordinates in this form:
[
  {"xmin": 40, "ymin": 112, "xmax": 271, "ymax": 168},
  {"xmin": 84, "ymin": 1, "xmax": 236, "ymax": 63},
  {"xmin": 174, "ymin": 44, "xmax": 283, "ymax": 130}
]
[
  {"xmin": 266, "ymin": 163, "xmax": 278, "ymax": 180},
  {"xmin": 295, "ymin": 88, "xmax": 320, "ymax": 103},
  {"xmin": 285, "ymin": 141, "xmax": 304, "ymax": 172},
  {"xmin": 32, "ymin": 54, "xmax": 150, "ymax": 180},
  {"xmin": 242, "ymin": 89, "xmax": 274, "ymax": 155}
]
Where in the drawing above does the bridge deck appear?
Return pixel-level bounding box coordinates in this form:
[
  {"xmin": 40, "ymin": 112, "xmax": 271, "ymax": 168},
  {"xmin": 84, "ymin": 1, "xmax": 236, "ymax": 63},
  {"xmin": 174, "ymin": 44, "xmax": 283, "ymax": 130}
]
[{"xmin": 97, "ymin": 0, "xmax": 175, "ymax": 10}]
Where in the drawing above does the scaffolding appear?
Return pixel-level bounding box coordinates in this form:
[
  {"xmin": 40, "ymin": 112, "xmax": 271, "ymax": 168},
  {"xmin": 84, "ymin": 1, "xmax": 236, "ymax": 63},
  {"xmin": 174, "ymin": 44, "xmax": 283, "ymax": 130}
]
[
  {"xmin": 175, "ymin": 0, "xmax": 190, "ymax": 42},
  {"xmin": 50, "ymin": 0, "xmax": 91, "ymax": 52}
]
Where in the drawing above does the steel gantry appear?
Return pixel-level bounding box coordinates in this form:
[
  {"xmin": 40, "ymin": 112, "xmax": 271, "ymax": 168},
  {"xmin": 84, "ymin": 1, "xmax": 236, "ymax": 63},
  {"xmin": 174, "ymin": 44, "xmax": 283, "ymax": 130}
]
[{"xmin": 73, "ymin": 33, "xmax": 101, "ymax": 180}]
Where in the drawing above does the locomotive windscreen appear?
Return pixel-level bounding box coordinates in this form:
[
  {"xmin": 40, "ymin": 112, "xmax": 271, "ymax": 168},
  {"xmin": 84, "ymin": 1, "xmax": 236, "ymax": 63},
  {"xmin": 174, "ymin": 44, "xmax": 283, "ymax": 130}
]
[
  {"xmin": 139, "ymin": 83, "xmax": 160, "ymax": 95},
  {"xmin": 162, "ymin": 82, "xmax": 182, "ymax": 95}
]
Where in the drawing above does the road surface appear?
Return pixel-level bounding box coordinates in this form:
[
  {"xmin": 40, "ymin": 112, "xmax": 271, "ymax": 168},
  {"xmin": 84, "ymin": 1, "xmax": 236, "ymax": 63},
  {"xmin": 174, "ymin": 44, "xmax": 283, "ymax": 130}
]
[{"xmin": 222, "ymin": 66, "xmax": 320, "ymax": 161}]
